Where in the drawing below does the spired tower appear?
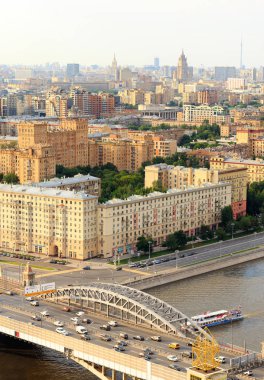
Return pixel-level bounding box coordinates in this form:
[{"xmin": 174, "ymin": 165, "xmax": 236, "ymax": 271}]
[
  {"xmin": 111, "ymin": 53, "xmax": 118, "ymax": 81},
  {"xmin": 177, "ymin": 50, "xmax": 189, "ymax": 82}
]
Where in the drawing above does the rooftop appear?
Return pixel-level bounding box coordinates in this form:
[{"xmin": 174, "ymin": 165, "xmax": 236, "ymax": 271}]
[
  {"xmin": 0, "ymin": 184, "xmax": 97, "ymax": 200},
  {"xmin": 34, "ymin": 174, "xmax": 100, "ymax": 188}
]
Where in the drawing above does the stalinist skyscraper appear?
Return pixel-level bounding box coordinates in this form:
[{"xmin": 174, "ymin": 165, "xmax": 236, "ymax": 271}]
[
  {"xmin": 111, "ymin": 53, "xmax": 118, "ymax": 81},
  {"xmin": 177, "ymin": 50, "xmax": 189, "ymax": 82}
]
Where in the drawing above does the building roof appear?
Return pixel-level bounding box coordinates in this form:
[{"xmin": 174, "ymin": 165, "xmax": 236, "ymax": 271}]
[
  {"xmin": 0, "ymin": 184, "xmax": 97, "ymax": 200},
  {"xmin": 34, "ymin": 174, "xmax": 100, "ymax": 188}
]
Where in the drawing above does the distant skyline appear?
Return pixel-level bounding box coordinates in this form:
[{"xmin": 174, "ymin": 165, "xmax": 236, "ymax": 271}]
[{"xmin": 1, "ymin": 0, "xmax": 263, "ymax": 68}]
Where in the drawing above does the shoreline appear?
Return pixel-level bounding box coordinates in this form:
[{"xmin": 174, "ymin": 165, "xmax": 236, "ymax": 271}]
[{"xmin": 124, "ymin": 247, "xmax": 264, "ymax": 291}]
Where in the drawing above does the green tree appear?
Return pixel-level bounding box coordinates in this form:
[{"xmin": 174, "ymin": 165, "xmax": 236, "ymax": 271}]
[
  {"xmin": 166, "ymin": 234, "xmax": 178, "ymax": 250},
  {"xmin": 136, "ymin": 236, "xmax": 153, "ymax": 253},
  {"xmin": 3, "ymin": 173, "xmax": 19, "ymax": 184},
  {"xmin": 178, "ymin": 134, "xmax": 192, "ymax": 146},
  {"xmin": 238, "ymin": 216, "xmax": 253, "ymax": 231},
  {"xmin": 215, "ymin": 227, "xmax": 226, "ymax": 240},
  {"xmin": 221, "ymin": 206, "xmax": 234, "ymax": 228},
  {"xmin": 199, "ymin": 225, "xmax": 214, "ymax": 240}
]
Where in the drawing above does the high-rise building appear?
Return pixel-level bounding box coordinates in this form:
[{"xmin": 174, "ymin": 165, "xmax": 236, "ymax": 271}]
[
  {"xmin": 177, "ymin": 51, "xmax": 189, "ymax": 82},
  {"xmin": 214, "ymin": 67, "xmax": 236, "ymax": 81},
  {"xmin": 111, "ymin": 54, "xmax": 118, "ymax": 80},
  {"xmin": 154, "ymin": 57, "xmax": 160, "ymax": 68},
  {"xmin": 66, "ymin": 63, "xmax": 80, "ymax": 77}
]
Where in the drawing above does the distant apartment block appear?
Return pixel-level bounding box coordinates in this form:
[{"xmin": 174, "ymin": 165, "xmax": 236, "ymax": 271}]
[{"xmin": 183, "ymin": 105, "xmax": 229, "ymax": 124}]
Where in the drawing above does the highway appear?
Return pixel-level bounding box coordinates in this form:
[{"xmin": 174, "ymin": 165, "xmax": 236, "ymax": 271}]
[
  {"xmin": 134, "ymin": 232, "xmax": 264, "ymax": 274},
  {"xmin": 0, "ymin": 293, "xmax": 232, "ymax": 373}
]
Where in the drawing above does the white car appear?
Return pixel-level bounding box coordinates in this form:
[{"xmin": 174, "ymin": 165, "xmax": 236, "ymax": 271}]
[
  {"xmin": 40, "ymin": 310, "xmax": 49, "ymax": 317},
  {"xmin": 167, "ymin": 355, "xmax": 178, "ymax": 362},
  {"xmin": 215, "ymin": 356, "xmax": 226, "ymax": 364},
  {"xmin": 108, "ymin": 320, "xmax": 118, "ymax": 327},
  {"xmin": 56, "ymin": 327, "xmax": 69, "ymax": 336},
  {"xmin": 76, "ymin": 311, "xmax": 84, "ymax": 316},
  {"xmin": 26, "ymin": 297, "xmax": 34, "ymax": 302},
  {"xmin": 243, "ymin": 371, "xmax": 253, "ymax": 376},
  {"xmin": 71, "ymin": 317, "xmax": 79, "ymax": 322},
  {"xmin": 30, "ymin": 300, "xmax": 39, "ymax": 306},
  {"xmin": 53, "ymin": 320, "xmax": 64, "ymax": 327}
]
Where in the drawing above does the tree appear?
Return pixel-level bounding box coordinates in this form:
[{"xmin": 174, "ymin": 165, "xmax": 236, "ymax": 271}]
[
  {"xmin": 238, "ymin": 216, "xmax": 253, "ymax": 231},
  {"xmin": 221, "ymin": 206, "xmax": 234, "ymax": 228},
  {"xmin": 3, "ymin": 173, "xmax": 19, "ymax": 184},
  {"xmin": 165, "ymin": 230, "xmax": 187, "ymax": 250},
  {"xmin": 136, "ymin": 236, "xmax": 153, "ymax": 253},
  {"xmin": 215, "ymin": 227, "xmax": 226, "ymax": 240},
  {"xmin": 199, "ymin": 225, "xmax": 214, "ymax": 240},
  {"xmin": 166, "ymin": 234, "xmax": 178, "ymax": 250},
  {"xmin": 178, "ymin": 134, "xmax": 192, "ymax": 146},
  {"xmin": 174, "ymin": 230, "xmax": 187, "ymax": 248}
]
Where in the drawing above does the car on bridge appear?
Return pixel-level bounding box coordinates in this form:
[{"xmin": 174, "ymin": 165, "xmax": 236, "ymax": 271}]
[
  {"xmin": 30, "ymin": 300, "xmax": 39, "ymax": 307},
  {"xmin": 151, "ymin": 335, "xmax": 161, "ymax": 342},
  {"xmin": 168, "ymin": 343, "xmax": 180, "ymax": 349},
  {"xmin": 169, "ymin": 364, "xmax": 182, "ymax": 371},
  {"xmin": 215, "ymin": 356, "xmax": 226, "ymax": 364},
  {"xmin": 119, "ymin": 332, "xmax": 128, "ymax": 339},
  {"xmin": 76, "ymin": 311, "xmax": 84, "ymax": 317},
  {"xmin": 117, "ymin": 340, "xmax": 127, "ymax": 346},
  {"xmin": 133, "ymin": 335, "xmax": 144, "ymax": 341},
  {"xmin": 76, "ymin": 326, "xmax": 88, "ymax": 335},
  {"xmin": 99, "ymin": 334, "xmax": 111, "ymax": 342},
  {"xmin": 40, "ymin": 310, "xmax": 49, "ymax": 316},
  {"xmin": 108, "ymin": 320, "xmax": 118, "ymax": 327},
  {"xmin": 71, "ymin": 317, "xmax": 79, "ymax": 324},
  {"xmin": 56, "ymin": 328, "xmax": 69, "ymax": 336},
  {"xmin": 100, "ymin": 324, "xmax": 111, "ymax": 331},
  {"xmin": 167, "ymin": 355, "xmax": 178, "ymax": 362},
  {"xmin": 62, "ymin": 306, "xmax": 71, "ymax": 312},
  {"xmin": 80, "ymin": 334, "xmax": 91, "ymax": 341},
  {"xmin": 26, "ymin": 297, "xmax": 34, "ymax": 302},
  {"xmin": 82, "ymin": 318, "xmax": 92, "ymax": 324},
  {"xmin": 31, "ymin": 315, "xmax": 41, "ymax": 321},
  {"xmin": 54, "ymin": 320, "xmax": 64, "ymax": 327},
  {"xmin": 113, "ymin": 344, "xmax": 125, "ymax": 351}
]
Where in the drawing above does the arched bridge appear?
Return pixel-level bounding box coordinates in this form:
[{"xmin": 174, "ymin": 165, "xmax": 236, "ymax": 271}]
[{"xmin": 41, "ymin": 282, "xmax": 210, "ymax": 340}]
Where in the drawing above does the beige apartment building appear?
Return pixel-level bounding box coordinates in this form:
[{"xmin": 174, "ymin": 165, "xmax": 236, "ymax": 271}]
[
  {"xmin": 145, "ymin": 164, "xmax": 247, "ymax": 219},
  {"xmin": 251, "ymin": 138, "xmax": 264, "ymax": 158},
  {"xmin": 183, "ymin": 105, "xmax": 229, "ymax": 124},
  {"xmin": 0, "ymin": 184, "xmax": 98, "ymax": 259},
  {"xmin": 210, "ymin": 156, "xmax": 264, "ymax": 183},
  {"xmin": 97, "ymin": 183, "xmax": 232, "ymax": 257},
  {"xmin": 236, "ymin": 126, "xmax": 264, "ymax": 144}
]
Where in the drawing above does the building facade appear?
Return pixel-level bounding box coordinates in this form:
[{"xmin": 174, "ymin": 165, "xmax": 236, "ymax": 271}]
[
  {"xmin": 145, "ymin": 164, "xmax": 247, "ymax": 219},
  {"xmin": 183, "ymin": 105, "xmax": 229, "ymax": 124},
  {"xmin": 0, "ymin": 184, "xmax": 97, "ymax": 259},
  {"xmin": 97, "ymin": 183, "xmax": 232, "ymax": 257}
]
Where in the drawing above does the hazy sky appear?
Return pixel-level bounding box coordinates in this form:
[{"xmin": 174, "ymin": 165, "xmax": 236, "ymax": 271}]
[{"xmin": 1, "ymin": 0, "xmax": 263, "ymax": 68}]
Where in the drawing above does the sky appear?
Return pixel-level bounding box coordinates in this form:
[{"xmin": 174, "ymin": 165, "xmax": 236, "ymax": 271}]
[{"xmin": 1, "ymin": 0, "xmax": 264, "ymax": 68}]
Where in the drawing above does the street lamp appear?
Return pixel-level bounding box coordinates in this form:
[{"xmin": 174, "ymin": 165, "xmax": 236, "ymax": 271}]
[
  {"xmin": 231, "ymin": 222, "xmax": 235, "ymax": 239},
  {"xmin": 175, "ymin": 250, "xmax": 179, "ymax": 269},
  {"xmin": 219, "ymin": 240, "xmax": 223, "ymax": 258},
  {"xmin": 148, "ymin": 241, "xmax": 152, "ymax": 261}
]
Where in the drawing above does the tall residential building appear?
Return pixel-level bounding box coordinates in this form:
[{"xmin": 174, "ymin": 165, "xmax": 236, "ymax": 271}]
[
  {"xmin": 227, "ymin": 78, "xmax": 246, "ymax": 90},
  {"xmin": 87, "ymin": 93, "xmax": 115, "ymax": 118},
  {"xmin": 177, "ymin": 51, "xmax": 189, "ymax": 82},
  {"xmin": 197, "ymin": 90, "xmax": 218, "ymax": 105},
  {"xmin": 66, "ymin": 63, "xmax": 80, "ymax": 77},
  {"xmin": 145, "ymin": 164, "xmax": 247, "ymax": 219},
  {"xmin": 0, "ymin": 184, "xmax": 97, "ymax": 259},
  {"xmin": 236, "ymin": 126, "xmax": 264, "ymax": 144},
  {"xmin": 111, "ymin": 54, "xmax": 118, "ymax": 80},
  {"xmin": 46, "ymin": 93, "xmax": 68, "ymax": 117},
  {"xmin": 97, "ymin": 183, "xmax": 232, "ymax": 257},
  {"xmin": 154, "ymin": 57, "xmax": 160, "ymax": 68}
]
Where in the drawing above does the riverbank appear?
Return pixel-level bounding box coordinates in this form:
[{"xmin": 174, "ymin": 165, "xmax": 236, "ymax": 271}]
[{"xmin": 124, "ymin": 246, "xmax": 264, "ymax": 291}]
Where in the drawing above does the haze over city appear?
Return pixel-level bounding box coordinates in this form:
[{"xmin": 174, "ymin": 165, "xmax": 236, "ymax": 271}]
[{"xmin": 1, "ymin": 0, "xmax": 264, "ymax": 67}]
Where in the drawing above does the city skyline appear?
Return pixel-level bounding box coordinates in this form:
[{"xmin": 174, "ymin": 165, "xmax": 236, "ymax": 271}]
[{"xmin": 1, "ymin": 0, "xmax": 263, "ymax": 67}]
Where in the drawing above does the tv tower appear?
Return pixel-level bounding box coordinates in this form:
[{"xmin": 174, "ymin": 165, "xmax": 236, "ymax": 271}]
[{"xmin": 240, "ymin": 37, "xmax": 243, "ymax": 69}]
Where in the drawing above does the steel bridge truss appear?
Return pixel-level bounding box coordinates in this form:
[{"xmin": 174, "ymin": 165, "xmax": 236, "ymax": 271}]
[{"xmin": 42, "ymin": 283, "xmax": 210, "ymax": 339}]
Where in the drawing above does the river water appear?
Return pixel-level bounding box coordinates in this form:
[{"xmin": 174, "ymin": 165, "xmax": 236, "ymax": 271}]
[{"xmin": 1, "ymin": 259, "xmax": 263, "ymax": 379}]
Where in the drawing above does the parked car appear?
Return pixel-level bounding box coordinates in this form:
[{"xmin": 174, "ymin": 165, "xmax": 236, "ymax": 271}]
[
  {"xmin": 133, "ymin": 335, "xmax": 144, "ymax": 341},
  {"xmin": 30, "ymin": 301, "xmax": 39, "ymax": 307},
  {"xmin": 56, "ymin": 327, "xmax": 69, "ymax": 336},
  {"xmin": 167, "ymin": 355, "xmax": 178, "ymax": 362},
  {"xmin": 53, "ymin": 320, "xmax": 64, "ymax": 327}
]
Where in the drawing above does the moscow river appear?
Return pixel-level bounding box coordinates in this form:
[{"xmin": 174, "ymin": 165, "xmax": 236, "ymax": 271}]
[{"xmin": 1, "ymin": 258, "xmax": 264, "ymax": 379}]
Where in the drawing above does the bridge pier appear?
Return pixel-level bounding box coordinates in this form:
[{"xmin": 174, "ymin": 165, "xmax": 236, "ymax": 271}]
[{"xmin": 112, "ymin": 369, "xmax": 117, "ymax": 380}]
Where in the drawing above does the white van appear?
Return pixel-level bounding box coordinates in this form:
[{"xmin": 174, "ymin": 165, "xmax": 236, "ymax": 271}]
[{"xmin": 76, "ymin": 326, "xmax": 88, "ymax": 335}]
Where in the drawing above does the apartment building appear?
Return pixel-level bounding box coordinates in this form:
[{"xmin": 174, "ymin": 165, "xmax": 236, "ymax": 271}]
[
  {"xmin": 210, "ymin": 156, "xmax": 264, "ymax": 183},
  {"xmin": 197, "ymin": 90, "xmax": 218, "ymax": 105},
  {"xmin": 97, "ymin": 183, "xmax": 231, "ymax": 257},
  {"xmin": 183, "ymin": 105, "xmax": 229, "ymax": 124},
  {"xmin": 145, "ymin": 164, "xmax": 247, "ymax": 219},
  {"xmin": 236, "ymin": 126, "xmax": 264, "ymax": 144},
  {"xmin": 33, "ymin": 174, "xmax": 101, "ymax": 197},
  {"xmin": 46, "ymin": 94, "xmax": 68, "ymax": 117},
  {"xmin": 251, "ymin": 138, "xmax": 264, "ymax": 158},
  {"xmin": 0, "ymin": 184, "xmax": 98, "ymax": 259}
]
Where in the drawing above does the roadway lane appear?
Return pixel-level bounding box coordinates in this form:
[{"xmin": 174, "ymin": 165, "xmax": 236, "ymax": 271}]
[
  {"xmin": 0, "ymin": 293, "xmax": 234, "ymax": 373},
  {"xmin": 138, "ymin": 232, "xmax": 264, "ymax": 274}
]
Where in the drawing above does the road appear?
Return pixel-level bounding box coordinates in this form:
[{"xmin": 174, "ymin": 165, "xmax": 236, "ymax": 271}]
[
  {"xmin": 135, "ymin": 232, "xmax": 264, "ymax": 274},
  {"xmin": 0, "ymin": 293, "xmax": 232, "ymax": 373}
]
